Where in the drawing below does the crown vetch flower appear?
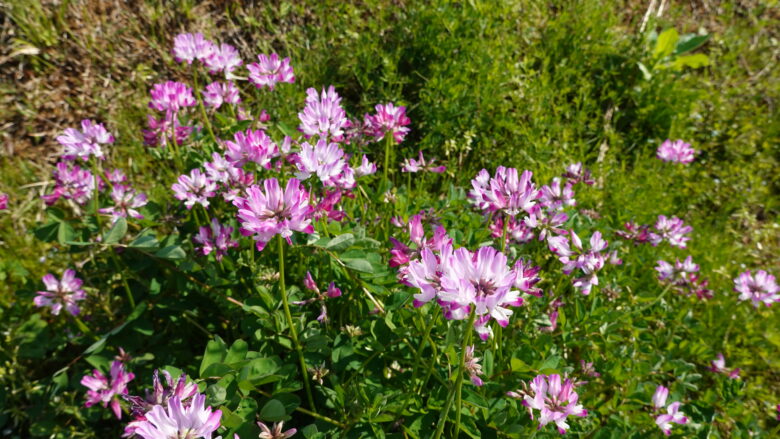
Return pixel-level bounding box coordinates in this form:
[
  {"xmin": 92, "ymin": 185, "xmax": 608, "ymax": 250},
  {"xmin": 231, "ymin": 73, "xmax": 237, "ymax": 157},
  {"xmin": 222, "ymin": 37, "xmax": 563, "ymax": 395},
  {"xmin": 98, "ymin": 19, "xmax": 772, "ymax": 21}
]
[
  {"xmin": 0, "ymin": 193, "xmax": 7, "ymax": 210},
  {"xmin": 709, "ymin": 353, "xmax": 741, "ymax": 379},
  {"xmin": 401, "ymin": 150, "xmax": 446, "ymax": 173},
  {"xmin": 649, "ymin": 215, "xmax": 692, "ymax": 249},
  {"xmin": 489, "ymin": 215, "xmax": 536, "ymax": 246},
  {"xmin": 510, "ymin": 374, "xmax": 587, "ymax": 434},
  {"xmin": 733, "ymin": 269, "xmax": 779, "ymax": 307},
  {"xmin": 651, "ymin": 385, "xmax": 688, "ymax": 436},
  {"xmin": 123, "ymin": 370, "xmax": 200, "ymax": 437},
  {"xmin": 464, "ymin": 345, "xmax": 485, "ymax": 386},
  {"xmin": 293, "ymin": 272, "xmax": 342, "ymax": 323},
  {"xmin": 173, "ymin": 32, "xmax": 215, "ymax": 64},
  {"xmin": 149, "ymin": 81, "xmax": 197, "ymax": 114},
  {"xmin": 81, "ymin": 360, "xmax": 135, "ymax": 419},
  {"xmin": 616, "ymin": 221, "xmax": 650, "ymax": 244},
  {"xmin": 204, "ymin": 43, "xmax": 242, "ymax": 77},
  {"xmin": 134, "ymin": 394, "xmax": 221, "ymax": 439},
  {"xmin": 204, "ymin": 152, "xmax": 239, "ymax": 184},
  {"xmin": 298, "ymin": 86, "xmax": 348, "ymax": 140},
  {"xmin": 524, "ymin": 207, "xmax": 568, "ymax": 242},
  {"xmin": 142, "ymin": 115, "xmax": 193, "ymax": 147},
  {"xmin": 193, "ymin": 218, "xmax": 239, "ymax": 261},
  {"xmin": 257, "ymin": 420, "xmax": 297, "ymax": 439},
  {"xmin": 561, "ymin": 162, "xmax": 595, "ymax": 186},
  {"xmin": 172, "ymin": 169, "xmax": 217, "ymax": 210},
  {"xmin": 539, "ymin": 177, "xmax": 576, "ymax": 211},
  {"xmin": 547, "ymin": 230, "xmax": 619, "ymax": 295},
  {"xmin": 224, "ymin": 128, "xmax": 279, "ymax": 168},
  {"xmin": 233, "ymin": 178, "xmax": 313, "ymax": 251},
  {"xmin": 106, "ymin": 168, "xmax": 128, "ymax": 185},
  {"xmin": 355, "ymin": 155, "xmax": 378, "ymax": 177},
  {"xmin": 469, "ymin": 167, "xmax": 538, "ymax": 217},
  {"xmin": 657, "ymin": 139, "xmax": 696, "ymax": 164},
  {"xmin": 34, "ymin": 269, "xmax": 87, "ymax": 316},
  {"xmin": 99, "ymin": 184, "xmax": 148, "ymax": 223},
  {"xmin": 294, "ymin": 139, "xmax": 347, "ymax": 185},
  {"xmin": 202, "ymin": 81, "xmax": 241, "ymax": 109},
  {"xmin": 57, "ymin": 119, "xmax": 114, "ymax": 161},
  {"xmin": 42, "ymin": 162, "xmax": 98, "ymax": 206},
  {"xmin": 655, "ymin": 256, "xmax": 712, "ymax": 299},
  {"xmin": 364, "ymin": 102, "xmax": 410, "ymax": 143},
  {"xmin": 248, "ymin": 53, "xmax": 295, "ymax": 90}
]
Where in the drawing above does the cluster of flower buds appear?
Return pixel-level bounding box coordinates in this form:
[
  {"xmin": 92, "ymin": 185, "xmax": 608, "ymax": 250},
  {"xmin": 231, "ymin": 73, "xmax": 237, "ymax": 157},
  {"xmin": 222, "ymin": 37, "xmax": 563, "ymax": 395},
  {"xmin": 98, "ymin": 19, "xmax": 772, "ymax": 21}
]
[
  {"xmin": 655, "ymin": 256, "xmax": 712, "ymax": 299},
  {"xmin": 507, "ymin": 374, "xmax": 588, "ymax": 434},
  {"xmin": 548, "ymin": 230, "xmax": 621, "ymax": 295},
  {"xmin": 293, "ymin": 271, "xmax": 343, "ymax": 323}
]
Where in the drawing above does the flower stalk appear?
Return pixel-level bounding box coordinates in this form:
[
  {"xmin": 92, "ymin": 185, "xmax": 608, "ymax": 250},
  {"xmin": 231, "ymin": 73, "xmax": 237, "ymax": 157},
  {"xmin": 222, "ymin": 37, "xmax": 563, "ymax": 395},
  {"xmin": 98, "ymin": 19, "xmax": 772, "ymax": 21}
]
[{"xmin": 433, "ymin": 311, "xmax": 476, "ymax": 439}]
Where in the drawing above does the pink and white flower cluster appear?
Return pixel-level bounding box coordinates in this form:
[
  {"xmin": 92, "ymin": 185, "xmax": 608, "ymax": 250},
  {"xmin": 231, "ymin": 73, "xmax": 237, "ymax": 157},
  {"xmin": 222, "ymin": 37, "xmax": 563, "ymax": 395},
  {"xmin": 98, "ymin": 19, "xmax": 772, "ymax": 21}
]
[
  {"xmin": 655, "ymin": 256, "xmax": 712, "ymax": 299},
  {"xmin": 202, "ymin": 81, "xmax": 240, "ymax": 109},
  {"xmin": 733, "ymin": 269, "xmax": 779, "ymax": 307},
  {"xmin": 364, "ymin": 103, "xmax": 411, "ymax": 143},
  {"xmin": 507, "ymin": 374, "xmax": 587, "ymax": 434},
  {"xmin": 709, "ymin": 353, "xmax": 740, "ymax": 379},
  {"xmin": 173, "ymin": 33, "xmax": 242, "ymax": 77},
  {"xmin": 42, "ymin": 161, "xmax": 98, "ymax": 206},
  {"xmin": 81, "ymin": 360, "xmax": 135, "ymax": 419},
  {"xmin": 649, "ymin": 215, "xmax": 693, "ymax": 249},
  {"xmin": 123, "ymin": 370, "xmax": 201, "ymax": 437},
  {"xmin": 651, "ymin": 385, "xmax": 689, "ymax": 435},
  {"xmin": 657, "ymin": 139, "xmax": 696, "ymax": 164},
  {"xmin": 298, "ymin": 86, "xmax": 349, "ymax": 140},
  {"xmin": 193, "ymin": 218, "xmax": 238, "ymax": 261},
  {"xmin": 548, "ymin": 230, "xmax": 621, "ymax": 295},
  {"xmin": 401, "ymin": 150, "xmax": 446, "ymax": 174},
  {"xmin": 293, "ymin": 271, "xmax": 343, "ymax": 323},
  {"xmin": 57, "ymin": 119, "xmax": 114, "ymax": 161},
  {"xmin": 34, "ymin": 269, "xmax": 87, "ymax": 316},
  {"xmin": 99, "ymin": 184, "xmax": 148, "ymax": 223},
  {"xmin": 248, "ymin": 53, "xmax": 295, "ymax": 90}
]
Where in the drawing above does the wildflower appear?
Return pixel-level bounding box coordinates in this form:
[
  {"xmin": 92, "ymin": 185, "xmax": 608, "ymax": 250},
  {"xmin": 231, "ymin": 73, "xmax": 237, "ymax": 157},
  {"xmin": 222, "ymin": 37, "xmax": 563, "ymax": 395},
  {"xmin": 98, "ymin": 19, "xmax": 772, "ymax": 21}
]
[
  {"xmin": 293, "ymin": 272, "xmax": 341, "ymax": 322},
  {"xmin": 651, "ymin": 385, "xmax": 688, "ymax": 436},
  {"xmin": 193, "ymin": 218, "xmax": 238, "ymax": 261},
  {"xmin": 149, "ymin": 81, "xmax": 197, "ymax": 114},
  {"xmin": 389, "ymin": 214, "xmax": 452, "ymax": 275},
  {"xmin": 171, "ymin": 169, "xmax": 217, "ymax": 210},
  {"xmin": 248, "ymin": 53, "xmax": 295, "ymax": 90},
  {"xmin": 615, "ymin": 221, "xmax": 650, "ymax": 244},
  {"xmin": 309, "ymin": 363, "xmax": 329, "ymax": 385},
  {"xmin": 224, "ymin": 128, "xmax": 278, "ymax": 168},
  {"xmin": 489, "ymin": 216, "xmax": 535, "ymax": 245},
  {"xmin": 649, "ymin": 215, "xmax": 692, "ymax": 249},
  {"xmin": 105, "ymin": 168, "xmax": 128, "ymax": 185},
  {"xmin": 202, "ymin": 81, "xmax": 241, "ymax": 109},
  {"xmin": 42, "ymin": 162, "xmax": 97, "ymax": 206},
  {"xmin": 221, "ymin": 168, "xmax": 255, "ymax": 203},
  {"xmin": 294, "ymin": 139, "xmax": 347, "ymax": 185},
  {"xmin": 401, "ymin": 150, "xmax": 446, "ymax": 173},
  {"xmin": 81, "ymin": 360, "xmax": 135, "ymax": 419},
  {"xmin": 464, "ymin": 345, "xmax": 485, "ymax": 386},
  {"xmin": 298, "ymin": 86, "xmax": 348, "ymax": 140},
  {"xmin": 134, "ymin": 394, "xmax": 221, "ymax": 439},
  {"xmin": 709, "ymin": 353, "xmax": 740, "ymax": 379},
  {"xmin": 99, "ymin": 184, "xmax": 148, "ymax": 223},
  {"xmin": 34, "ymin": 269, "xmax": 87, "ymax": 316},
  {"xmin": 657, "ymin": 139, "xmax": 696, "ymax": 164},
  {"xmin": 57, "ymin": 119, "xmax": 113, "ymax": 161},
  {"xmin": 233, "ymin": 178, "xmax": 313, "ymax": 251},
  {"xmin": 539, "ymin": 178, "xmax": 576, "ymax": 211},
  {"xmin": 469, "ymin": 167, "xmax": 538, "ymax": 217},
  {"xmin": 355, "ymin": 155, "xmax": 377, "ymax": 177},
  {"xmin": 514, "ymin": 259, "xmax": 543, "ymax": 297},
  {"xmin": 123, "ymin": 370, "xmax": 200, "ymax": 437},
  {"xmin": 579, "ymin": 360, "xmax": 600, "ymax": 379},
  {"xmin": 311, "ymin": 190, "xmax": 346, "ymax": 223},
  {"xmin": 204, "ymin": 153, "xmax": 239, "ymax": 184},
  {"xmin": 173, "ymin": 32, "xmax": 215, "ymax": 64},
  {"xmin": 524, "ymin": 207, "xmax": 568, "ymax": 242},
  {"xmin": 204, "ymin": 43, "xmax": 243, "ymax": 77},
  {"xmin": 539, "ymin": 298, "xmax": 563, "ymax": 333},
  {"xmin": 733, "ymin": 269, "xmax": 779, "ymax": 307},
  {"xmin": 0, "ymin": 193, "xmax": 8, "ymax": 210},
  {"xmin": 364, "ymin": 103, "xmax": 411, "ymax": 143},
  {"xmin": 257, "ymin": 420, "xmax": 297, "ymax": 439},
  {"xmin": 142, "ymin": 115, "xmax": 193, "ymax": 147},
  {"xmin": 655, "ymin": 256, "xmax": 712, "ymax": 299},
  {"xmin": 547, "ymin": 231, "xmax": 620, "ymax": 295},
  {"xmin": 561, "ymin": 163, "xmax": 595, "ymax": 186},
  {"xmin": 509, "ymin": 374, "xmax": 587, "ymax": 434}
]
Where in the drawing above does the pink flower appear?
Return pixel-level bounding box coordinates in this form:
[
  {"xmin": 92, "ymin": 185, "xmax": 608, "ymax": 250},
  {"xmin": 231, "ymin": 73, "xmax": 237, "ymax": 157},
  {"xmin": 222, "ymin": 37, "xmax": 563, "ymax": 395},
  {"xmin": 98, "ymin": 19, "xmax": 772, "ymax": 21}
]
[
  {"xmin": 204, "ymin": 152, "xmax": 240, "ymax": 184},
  {"xmin": 204, "ymin": 43, "xmax": 242, "ymax": 77},
  {"xmin": 651, "ymin": 385, "xmax": 688, "ymax": 435},
  {"xmin": 294, "ymin": 139, "xmax": 347, "ymax": 185},
  {"xmin": 298, "ymin": 86, "xmax": 349, "ymax": 140},
  {"xmin": 464, "ymin": 345, "xmax": 485, "ymax": 386},
  {"xmin": 489, "ymin": 216, "xmax": 535, "ymax": 246},
  {"xmin": 364, "ymin": 102, "xmax": 410, "ymax": 143},
  {"xmin": 401, "ymin": 151, "xmax": 446, "ymax": 173},
  {"xmin": 655, "ymin": 256, "xmax": 711, "ymax": 299},
  {"xmin": 0, "ymin": 193, "xmax": 7, "ymax": 210},
  {"xmin": 469, "ymin": 167, "xmax": 538, "ymax": 217},
  {"xmin": 248, "ymin": 53, "xmax": 295, "ymax": 90},
  {"xmin": 34, "ymin": 269, "xmax": 87, "ymax": 316},
  {"xmin": 202, "ymin": 81, "xmax": 241, "ymax": 109},
  {"xmin": 134, "ymin": 394, "xmax": 221, "ymax": 439},
  {"xmin": 355, "ymin": 155, "xmax": 377, "ymax": 177},
  {"xmin": 510, "ymin": 374, "xmax": 587, "ymax": 434},
  {"xmin": 193, "ymin": 218, "xmax": 239, "ymax": 261},
  {"xmin": 615, "ymin": 221, "xmax": 651, "ymax": 244},
  {"xmin": 123, "ymin": 370, "xmax": 199, "ymax": 437},
  {"xmin": 42, "ymin": 162, "xmax": 97, "ymax": 206},
  {"xmin": 173, "ymin": 33, "xmax": 216, "ymax": 64},
  {"xmin": 99, "ymin": 184, "xmax": 148, "ymax": 223},
  {"xmin": 657, "ymin": 139, "xmax": 696, "ymax": 164},
  {"xmin": 57, "ymin": 119, "xmax": 113, "ymax": 161},
  {"xmin": 547, "ymin": 230, "xmax": 619, "ymax": 295},
  {"xmin": 149, "ymin": 81, "xmax": 197, "ymax": 114},
  {"xmin": 81, "ymin": 360, "xmax": 135, "ymax": 419},
  {"xmin": 539, "ymin": 178, "xmax": 576, "ymax": 211},
  {"xmin": 709, "ymin": 353, "xmax": 740, "ymax": 379},
  {"xmin": 142, "ymin": 115, "xmax": 193, "ymax": 148},
  {"xmin": 734, "ymin": 269, "xmax": 779, "ymax": 307},
  {"xmin": 293, "ymin": 272, "xmax": 342, "ymax": 323},
  {"xmin": 105, "ymin": 168, "xmax": 128, "ymax": 185},
  {"xmin": 232, "ymin": 178, "xmax": 314, "ymax": 251},
  {"xmin": 171, "ymin": 169, "xmax": 217, "ymax": 210},
  {"xmin": 561, "ymin": 163, "xmax": 595, "ymax": 186},
  {"xmin": 224, "ymin": 128, "xmax": 279, "ymax": 168},
  {"xmin": 649, "ymin": 215, "xmax": 692, "ymax": 249},
  {"xmin": 257, "ymin": 420, "xmax": 297, "ymax": 439}
]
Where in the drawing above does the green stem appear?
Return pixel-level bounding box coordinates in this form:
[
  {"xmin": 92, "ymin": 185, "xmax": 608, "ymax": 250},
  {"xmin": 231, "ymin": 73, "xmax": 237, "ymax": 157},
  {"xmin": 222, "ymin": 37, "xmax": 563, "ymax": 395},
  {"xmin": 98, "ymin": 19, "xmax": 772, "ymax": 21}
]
[
  {"xmin": 500, "ymin": 215, "xmax": 509, "ymax": 253},
  {"xmin": 71, "ymin": 314, "xmax": 97, "ymax": 340},
  {"xmin": 170, "ymin": 115, "xmax": 182, "ymax": 170},
  {"xmin": 433, "ymin": 312, "xmax": 476, "ymax": 439},
  {"xmin": 90, "ymin": 160, "xmax": 101, "ymax": 231},
  {"xmin": 109, "ymin": 251, "xmax": 135, "ymax": 309},
  {"xmin": 193, "ymin": 68, "xmax": 217, "ymax": 145},
  {"xmin": 278, "ymin": 235, "xmax": 317, "ymax": 412},
  {"xmin": 410, "ymin": 310, "xmax": 438, "ymax": 386},
  {"xmin": 383, "ymin": 134, "xmax": 394, "ymax": 187}
]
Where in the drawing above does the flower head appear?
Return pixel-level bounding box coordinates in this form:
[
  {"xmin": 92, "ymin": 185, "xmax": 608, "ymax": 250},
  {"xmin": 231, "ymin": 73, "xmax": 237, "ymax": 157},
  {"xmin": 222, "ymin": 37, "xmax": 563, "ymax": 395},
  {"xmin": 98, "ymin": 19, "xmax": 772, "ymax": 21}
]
[
  {"xmin": 539, "ymin": 178, "xmax": 576, "ymax": 211},
  {"xmin": 81, "ymin": 360, "xmax": 135, "ymax": 419},
  {"xmin": 248, "ymin": 53, "xmax": 295, "ymax": 90},
  {"xmin": 42, "ymin": 162, "xmax": 97, "ymax": 206},
  {"xmin": 355, "ymin": 155, "xmax": 377, "ymax": 177},
  {"xmin": 655, "ymin": 256, "xmax": 711, "ymax": 299},
  {"xmin": 298, "ymin": 86, "xmax": 348, "ymax": 140},
  {"xmin": 142, "ymin": 115, "xmax": 193, "ymax": 148},
  {"xmin": 57, "ymin": 119, "xmax": 113, "ymax": 161},
  {"xmin": 510, "ymin": 374, "xmax": 587, "ymax": 434},
  {"xmin": 401, "ymin": 151, "xmax": 446, "ymax": 174},
  {"xmin": 657, "ymin": 139, "xmax": 696, "ymax": 164},
  {"xmin": 233, "ymin": 178, "xmax": 313, "ymax": 250},
  {"xmin": 364, "ymin": 103, "xmax": 411, "ymax": 143},
  {"xmin": 294, "ymin": 139, "xmax": 347, "ymax": 185},
  {"xmin": 651, "ymin": 385, "xmax": 688, "ymax": 436},
  {"xmin": 193, "ymin": 218, "xmax": 239, "ymax": 261},
  {"xmin": 202, "ymin": 81, "xmax": 241, "ymax": 109},
  {"xmin": 224, "ymin": 129, "xmax": 279, "ymax": 169},
  {"xmin": 547, "ymin": 230, "xmax": 619, "ymax": 295},
  {"xmin": 173, "ymin": 33, "xmax": 216, "ymax": 64},
  {"xmin": 99, "ymin": 184, "xmax": 148, "ymax": 223},
  {"xmin": 561, "ymin": 163, "xmax": 595, "ymax": 186},
  {"xmin": 258, "ymin": 420, "xmax": 297, "ymax": 439},
  {"xmin": 464, "ymin": 345, "xmax": 485, "ymax": 386},
  {"xmin": 0, "ymin": 193, "xmax": 7, "ymax": 210},
  {"xmin": 149, "ymin": 81, "xmax": 197, "ymax": 114},
  {"xmin": 172, "ymin": 169, "xmax": 217, "ymax": 210},
  {"xmin": 34, "ymin": 269, "xmax": 87, "ymax": 316},
  {"xmin": 134, "ymin": 394, "xmax": 221, "ymax": 439},
  {"xmin": 709, "ymin": 353, "xmax": 741, "ymax": 379},
  {"xmin": 204, "ymin": 43, "xmax": 242, "ymax": 77},
  {"xmin": 469, "ymin": 167, "xmax": 538, "ymax": 217},
  {"xmin": 123, "ymin": 370, "xmax": 200, "ymax": 437},
  {"xmin": 733, "ymin": 269, "xmax": 779, "ymax": 307},
  {"xmin": 649, "ymin": 215, "xmax": 692, "ymax": 249}
]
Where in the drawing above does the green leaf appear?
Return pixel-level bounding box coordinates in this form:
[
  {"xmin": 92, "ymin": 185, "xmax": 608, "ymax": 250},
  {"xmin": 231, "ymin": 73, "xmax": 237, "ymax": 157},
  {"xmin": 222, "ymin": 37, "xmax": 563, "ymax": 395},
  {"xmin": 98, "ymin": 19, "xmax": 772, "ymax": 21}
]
[
  {"xmin": 57, "ymin": 221, "xmax": 75, "ymax": 245},
  {"xmin": 84, "ymin": 301, "xmax": 147, "ymax": 355},
  {"xmin": 675, "ymin": 34, "xmax": 709, "ymax": 55},
  {"xmin": 33, "ymin": 221, "xmax": 60, "ymax": 242},
  {"xmin": 200, "ymin": 337, "xmax": 227, "ymax": 377},
  {"xmin": 324, "ymin": 233, "xmax": 355, "ymax": 251},
  {"xmin": 669, "ymin": 53, "xmax": 710, "ymax": 70},
  {"xmin": 653, "ymin": 28, "xmax": 679, "ymax": 59},
  {"xmin": 129, "ymin": 234, "xmax": 160, "ymax": 249},
  {"xmin": 225, "ymin": 339, "xmax": 249, "ymax": 364},
  {"xmin": 260, "ymin": 399, "xmax": 287, "ymax": 422},
  {"xmin": 155, "ymin": 245, "xmax": 186, "ymax": 260},
  {"xmin": 343, "ymin": 258, "xmax": 373, "ymax": 273},
  {"xmin": 103, "ymin": 217, "xmax": 127, "ymax": 244}
]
